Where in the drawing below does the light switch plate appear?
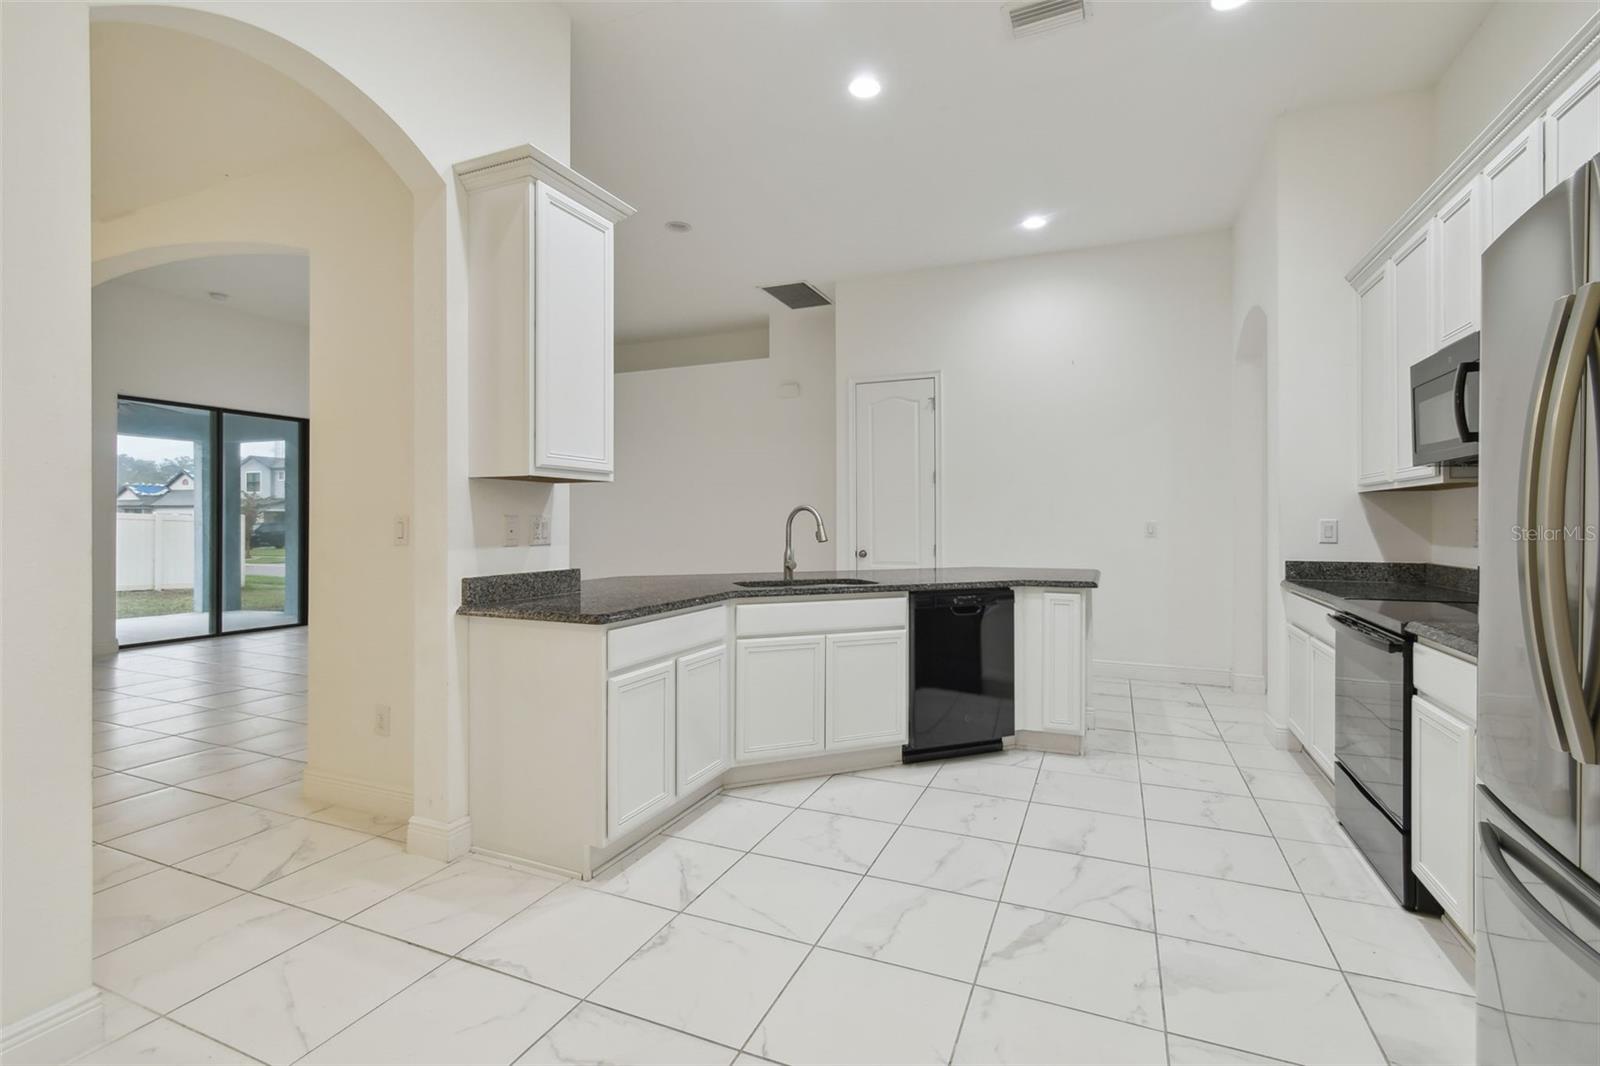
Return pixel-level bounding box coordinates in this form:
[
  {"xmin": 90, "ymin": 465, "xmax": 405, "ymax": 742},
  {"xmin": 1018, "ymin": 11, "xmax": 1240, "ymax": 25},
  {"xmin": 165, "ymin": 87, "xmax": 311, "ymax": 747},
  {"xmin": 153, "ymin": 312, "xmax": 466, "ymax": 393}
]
[
  {"xmin": 1144, "ymin": 522, "xmax": 1157, "ymax": 538},
  {"xmin": 1318, "ymin": 518, "xmax": 1339, "ymax": 544},
  {"xmin": 502, "ymin": 514, "xmax": 521, "ymax": 547},
  {"xmin": 530, "ymin": 515, "xmax": 551, "ymax": 547}
]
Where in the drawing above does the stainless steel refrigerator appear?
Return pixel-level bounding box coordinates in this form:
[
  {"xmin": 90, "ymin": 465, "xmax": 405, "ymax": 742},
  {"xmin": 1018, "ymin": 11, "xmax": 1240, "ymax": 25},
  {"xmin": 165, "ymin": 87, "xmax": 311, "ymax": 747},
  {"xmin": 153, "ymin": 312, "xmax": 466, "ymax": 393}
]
[{"xmin": 1479, "ymin": 156, "xmax": 1600, "ymax": 1064}]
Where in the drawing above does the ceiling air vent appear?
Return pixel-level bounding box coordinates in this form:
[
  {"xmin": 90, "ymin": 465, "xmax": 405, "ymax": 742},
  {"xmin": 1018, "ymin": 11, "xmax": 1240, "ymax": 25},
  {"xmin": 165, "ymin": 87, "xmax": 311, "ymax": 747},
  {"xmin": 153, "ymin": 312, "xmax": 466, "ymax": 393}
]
[
  {"xmin": 1007, "ymin": 0, "xmax": 1086, "ymax": 38},
  {"xmin": 762, "ymin": 282, "xmax": 832, "ymax": 310}
]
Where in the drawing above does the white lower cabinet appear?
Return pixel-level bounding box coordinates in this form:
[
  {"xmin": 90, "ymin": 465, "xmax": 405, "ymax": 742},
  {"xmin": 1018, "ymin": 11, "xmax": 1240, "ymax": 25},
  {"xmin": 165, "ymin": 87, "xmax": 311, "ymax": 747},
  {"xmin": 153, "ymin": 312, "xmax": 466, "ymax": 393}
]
[
  {"xmin": 1041, "ymin": 592, "xmax": 1086, "ymax": 733},
  {"xmin": 606, "ymin": 659, "xmax": 676, "ymax": 838},
  {"xmin": 826, "ymin": 630, "xmax": 908, "ymax": 749},
  {"xmin": 676, "ymin": 644, "xmax": 729, "ymax": 792},
  {"xmin": 1284, "ymin": 621, "xmax": 1335, "ymax": 779},
  {"xmin": 1309, "ymin": 635, "xmax": 1336, "ymax": 776},
  {"xmin": 1411, "ymin": 645, "xmax": 1477, "ymax": 941},
  {"xmin": 735, "ymin": 634, "xmax": 827, "ymax": 762}
]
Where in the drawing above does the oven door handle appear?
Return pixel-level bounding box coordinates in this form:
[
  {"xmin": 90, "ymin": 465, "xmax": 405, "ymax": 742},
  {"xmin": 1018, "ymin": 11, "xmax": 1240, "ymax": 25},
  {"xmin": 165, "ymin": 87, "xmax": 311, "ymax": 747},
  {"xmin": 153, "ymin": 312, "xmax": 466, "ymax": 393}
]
[
  {"xmin": 1330, "ymin": 614, "xmax": 1404, "ymax": 653},
  {"xmin": 1453, "ymin": 360, "xmax": 1479, "ymax": 444}
]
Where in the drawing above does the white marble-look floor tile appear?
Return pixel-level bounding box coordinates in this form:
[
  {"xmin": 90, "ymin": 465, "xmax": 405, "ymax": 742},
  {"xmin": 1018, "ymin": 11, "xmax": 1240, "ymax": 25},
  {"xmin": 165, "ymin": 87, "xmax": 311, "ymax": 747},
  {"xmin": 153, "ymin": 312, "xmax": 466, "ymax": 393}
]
[
  {"xmin": 954, "ymin": 986, "xmax": 1168, "ymax": 1066},
  {"xmin": 1132, "ymin": 682, "xmax": 1206, "ymax": 704},
  {"xmin": 686, "ymin": 853, "xmax": 859, "ymax": 941},
  {"xmin": 236, "ymin": 780, "xmax": 331, "ymax": 817},
  {"xmin": 1347, "ymin": 972, "xmax": 1475, "ymax": 1066},
  {"xmin": 1224, "ymin": 743, "xmax": 1310, "ymax": 773},
  {"xmin": 92, "ymin": 772, "xmax": 167, "ymax": 807},
  {"xmin": 748, "ymin": 947, "xmax": 970, "ymax": 1065},
  {"xmin": 821, "ymin": 877, "xmax": 996, "ymax": 980},
  {"xmin": 852, "ymin": 760, "xmax": 942, "ymax": 786},
  {"xmin": 1159, "ymin": 936, "xmax": 1385, "ymax": 1065},
  {"xmin": 1041, "ymin": 749, "xmax": 1141, "ymax": 783},
  {"xmin": 1137, "ymin": 757, "xmax": 1250, "ymax": 797},
  {"xmin": 1132, "ymin": 698, "xmax": 1214, "ymax": 720},
  {"xmin": 1141, "ymin": 785, "xmax": 1269, "ymax": 836},
  {"xmin": 1278, "ymin": 839, "xmax": 1393, "ymax": 904},
  {"xmin": 801, "ymin": 774, "xmax": 925, "ymax": 822},
  {"xmin": 964, "ymin": 747, "xmax": 1045, "ymax": 769},
  {"xmin": 515, "ymin": 1002, "xmax": 735, "ymax": 1066},
  {"xmin": 233, "ymin": 725, "xmax": 309, "ymax": 758},
  {"xmin": 1087, "ymin": 727, "xmax": 1138, "ymax": 755},
  {"xmin": 181, "ymin": 757, "xmax": 304, "ymax": 800},
  {"xmin": 753, "ymin": 809, "xmax": 896, "ymax": 871},
  {"xmin": 1215, "ymin": 721, "xmax": 1279, "ymax": 746},
  {"xmin": 868, "ymin": 825, "xmax": 1014, "ymax": 900},
  {"xmin": 1306, "ymin": 895, "xmax": 1474, "ymax": 993},
  {"xmin": 75, "ymin": 1018, "xmax": 257, "ymax": 1065},
  {"xmin": 1151, "ymin": 869, "xmax": 1335, "ymax": 967},
  {"xmin": 94, "ymin": 736, "xmax": 214, "ymax": 771},
  {"xmin": 1131, "ymin": 713, "xmax": 1223, "ymax": 740},
  {"xmin": 591, "ymin": 914, "xmax": 808, "ymax": 1048},
  {"xmin": 460, "ymin": 881, "xmax": 672, "ymax": 997},
  {"xmin": 1135, "ymin": 735, "xmax": 1235, "ymax": 766},
  {"xmin": 95, "ymin": 893, "xmax": 335, "ymax": 1013},
  {"xmin": 589, "ymin": 835, "xmax": 743, "ymax": 910},
  {"xmin": 1019, "ymin": 803, "xmax": 1148, "ymax": 865},
  {"xmin": 929, "ymin": 760, "xmax": 1039, "ymax": 801},
  {"xmin": 724, "ymin": 774, "xmax": 829, "ymax": 805},
  {"xmin": 299, "ymin": 958, "xmax": 577, "ymax": 1065},
  {"xmin": 1165, "ymin": 1033, "xmax": 1290, "ymax": 1064},
  {"xmin": 1093, "ymin": 709, "xmax": 1136, "ymax": 731},
  {"xmin": 903, "ymin": 787, "xmax": 1028, "ymax": 842},
  {"xmin": 1255, "ymin": 798, "xmax": 1351, "ymax": 847},
  {"xmin": 177, "ymin": 817, "xmax": 369, "ymax": 890},
  {"xmin": 300, "ymin": 802, "xmax": 402, "ymax": 835},
  {"xmin": 978, "ymin": 903, "xmax": 1163, "ymax": 1028},
  {"xmin": 109, "ymin": 802, "xmax": 291, "ymax": 865},
  {"xmin": 93, "ymin": 844, "xmax": 163, "ymax": 892},
  {"xmin": 130, "ymin": 747, "xmax": 267, "ymax": 786},
  {"xmin": 1002, "ymin": 845, "xmax": 1154, "ymax": 930},
  {"xmin": 351, "ymin": 855, "xmax": 565, "ymax": 954},
  {"xmin": 1030, "ymin": 769, "xmax": 1144, "ymax": 818},
  {"xmin": 255, "ymin": 837, "xmax": 445, "ymax": 919},
  {"xmin": 665, "ymin": 795, "xmax": 792, "ymax": 850},
  {"xmin": 94, "ymin": 989, "xmax": 161, "ymax": 1048},
  {"xmin": 173, "ymin": 923, "xmax": 443, "ymax": 1065},
  {"xmin": 1145, "ymin": 821, "xmax": 1296, "ymax": 890},
  {"xmin": 92, "ymin": 866, "xmax": 240, "ymax": 956},
  {"xmin": 144, "ymin": 710, "xmax": 258, "ymax": 739},
  {"xmin": 93, "ymin": 787, "xmax": 226, "ymax": 842},
  {"xmin": 92, "ymin": 725, "xmax": 167, "ymax": 753},
  {"xmin": 1241, "ymin": 766, "xmax": 1332, "ymax": 806}
]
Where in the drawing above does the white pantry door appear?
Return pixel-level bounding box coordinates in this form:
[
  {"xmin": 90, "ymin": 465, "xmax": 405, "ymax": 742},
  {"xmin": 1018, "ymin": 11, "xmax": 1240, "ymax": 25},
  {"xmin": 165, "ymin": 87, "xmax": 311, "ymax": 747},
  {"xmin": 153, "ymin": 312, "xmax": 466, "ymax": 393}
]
[{"xmin": 852, "ymin": 377, "xmax": 937, "ymax": 571}]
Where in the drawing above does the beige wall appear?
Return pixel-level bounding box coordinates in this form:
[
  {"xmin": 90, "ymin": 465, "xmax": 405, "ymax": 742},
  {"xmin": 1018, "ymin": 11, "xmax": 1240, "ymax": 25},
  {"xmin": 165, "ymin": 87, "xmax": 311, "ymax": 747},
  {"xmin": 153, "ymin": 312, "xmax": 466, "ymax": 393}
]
[{"xmin": 0, "ymin": 1, "xmax": 98, "ymax": 1056}]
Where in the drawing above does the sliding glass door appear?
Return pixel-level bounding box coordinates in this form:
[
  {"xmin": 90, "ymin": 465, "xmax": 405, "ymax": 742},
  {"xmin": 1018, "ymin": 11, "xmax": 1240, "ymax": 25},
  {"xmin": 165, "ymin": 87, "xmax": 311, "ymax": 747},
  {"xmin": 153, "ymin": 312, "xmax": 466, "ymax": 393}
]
[{"xmin": 114, "ymin": 397, "xmax": 307, "ymax": 646}]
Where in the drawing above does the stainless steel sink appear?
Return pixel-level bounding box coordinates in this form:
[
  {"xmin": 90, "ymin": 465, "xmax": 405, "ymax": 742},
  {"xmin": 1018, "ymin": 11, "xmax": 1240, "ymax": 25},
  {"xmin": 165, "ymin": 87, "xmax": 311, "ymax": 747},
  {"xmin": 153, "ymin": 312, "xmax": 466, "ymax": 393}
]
[{"xmin": 734, "ymin": 578, "xmax": 879, "ymax": 588}]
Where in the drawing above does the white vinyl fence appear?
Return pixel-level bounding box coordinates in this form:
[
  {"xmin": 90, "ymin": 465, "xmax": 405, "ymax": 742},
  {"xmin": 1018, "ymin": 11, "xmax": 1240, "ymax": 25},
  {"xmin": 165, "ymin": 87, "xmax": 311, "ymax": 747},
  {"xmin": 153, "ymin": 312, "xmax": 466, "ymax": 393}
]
[{"xmin": 117, "ymin": 511, "xmax": 194, "ymax": 592}]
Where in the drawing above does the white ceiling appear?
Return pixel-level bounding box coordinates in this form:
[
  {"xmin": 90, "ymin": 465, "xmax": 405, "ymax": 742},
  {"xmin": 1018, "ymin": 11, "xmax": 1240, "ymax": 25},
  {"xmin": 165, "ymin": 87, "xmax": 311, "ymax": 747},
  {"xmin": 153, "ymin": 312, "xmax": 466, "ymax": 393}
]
[
  {"xmin": 118, "ymin": 254, "xmax": 310, "ymax": 327},
  {"xmin": 571, "ymin": 0, "xmax": 1492, "ymax": 342},
  {"xmin": 91, "ymin": 22, "xmax": 358, "ymax": 222}
]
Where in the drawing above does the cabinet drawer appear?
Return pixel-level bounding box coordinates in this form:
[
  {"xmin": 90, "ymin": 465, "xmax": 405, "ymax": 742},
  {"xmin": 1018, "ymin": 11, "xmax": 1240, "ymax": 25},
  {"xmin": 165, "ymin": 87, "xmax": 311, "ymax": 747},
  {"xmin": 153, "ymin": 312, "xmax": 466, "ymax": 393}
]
[
  {"xmin": 735, "ymin": 596, "xmax": 907, "ymax": 637},
  {"xmin": 1284, "ymin": 592, "xmax": 1336, "ymax": 645},
  {"xmin": 1413, "ymin": 644, "xmax": 1475, "ymax": 723},
  {"xmin": 608, "ymin": 607, "xmax": 727, "ymax": 673}
]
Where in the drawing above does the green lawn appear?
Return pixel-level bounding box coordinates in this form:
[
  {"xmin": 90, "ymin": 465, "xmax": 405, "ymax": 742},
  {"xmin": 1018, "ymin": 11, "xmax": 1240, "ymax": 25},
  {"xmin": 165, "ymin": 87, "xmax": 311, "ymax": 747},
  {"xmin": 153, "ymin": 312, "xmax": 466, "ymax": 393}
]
[
  {"xmin": 246, "ymin": 546, "xmax": 286, "ymax": 563},
  {"xmin": 117, "ymin": 575, "xmax": 287, "ymax": 618}
]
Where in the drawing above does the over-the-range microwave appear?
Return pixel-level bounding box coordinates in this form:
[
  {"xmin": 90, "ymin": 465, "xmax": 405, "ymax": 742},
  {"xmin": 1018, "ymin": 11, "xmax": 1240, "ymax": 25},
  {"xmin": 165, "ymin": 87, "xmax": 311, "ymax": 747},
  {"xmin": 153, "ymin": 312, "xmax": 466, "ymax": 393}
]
[{"xmin": 1409, "ymin": 332, "xmax": 1479, "ymax": 466}]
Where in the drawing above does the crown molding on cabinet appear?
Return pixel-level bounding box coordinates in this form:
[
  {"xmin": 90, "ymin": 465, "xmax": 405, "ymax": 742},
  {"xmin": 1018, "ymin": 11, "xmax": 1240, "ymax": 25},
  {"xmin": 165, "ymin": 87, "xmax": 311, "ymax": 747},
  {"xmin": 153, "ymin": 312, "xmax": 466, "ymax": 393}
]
[
  {"xmin": 455, "ymin": 143, "xmax": 635, "ymax": 222},
  {"xmin": 1346, "ymin": 11, "xmax": 1600, "ymax": 285}
]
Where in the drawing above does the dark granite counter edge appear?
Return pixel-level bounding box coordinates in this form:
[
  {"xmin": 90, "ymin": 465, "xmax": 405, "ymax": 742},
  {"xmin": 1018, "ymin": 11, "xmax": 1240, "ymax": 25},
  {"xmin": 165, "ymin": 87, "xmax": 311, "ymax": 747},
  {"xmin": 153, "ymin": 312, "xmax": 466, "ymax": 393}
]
[
  {"xmin": 461, "ymin": 567, "xmax": 580, "ymax": 608},
  {"xmin": 462, "ymin": 573, "xmax": 1100, "ymax": 626},
  {"xmin": 1281, "ymin": 574, "xmax": 1478, "ymax": 663}
]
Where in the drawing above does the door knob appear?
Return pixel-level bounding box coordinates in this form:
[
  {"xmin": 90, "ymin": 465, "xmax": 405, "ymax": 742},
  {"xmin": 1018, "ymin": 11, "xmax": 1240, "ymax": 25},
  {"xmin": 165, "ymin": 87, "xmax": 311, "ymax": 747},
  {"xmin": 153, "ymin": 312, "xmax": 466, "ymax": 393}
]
[{"xmin": 856, "ymin": 549, "xmax": 868, "ymax": 558}]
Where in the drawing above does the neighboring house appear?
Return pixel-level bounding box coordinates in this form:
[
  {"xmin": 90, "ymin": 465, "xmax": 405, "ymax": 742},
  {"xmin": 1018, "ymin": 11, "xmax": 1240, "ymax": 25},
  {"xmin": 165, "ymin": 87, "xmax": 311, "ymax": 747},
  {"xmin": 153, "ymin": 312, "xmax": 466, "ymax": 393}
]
[
  {"xmin": 238, "ymin": 454, "xmax": 287, "ymax": 530},
  {"xmin": 115, "ymin": 470, "xmax": 196, "ymax": 513}
]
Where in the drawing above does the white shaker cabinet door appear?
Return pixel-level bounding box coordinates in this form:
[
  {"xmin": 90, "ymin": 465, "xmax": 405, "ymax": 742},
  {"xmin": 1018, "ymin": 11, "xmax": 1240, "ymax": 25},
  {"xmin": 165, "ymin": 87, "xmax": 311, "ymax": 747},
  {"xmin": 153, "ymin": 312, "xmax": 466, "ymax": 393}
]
[
  {"xmin": 607, "ymin": 658, "xmax": 676, "ymax": 838},
  {"xmin": 1307, "ymin": 635, "xmax": 1336, "ymax": 781},
  {"xmin": 1285, "ymin": 624, "xmax": 1312, "ymax": 748},
  {"xmin": 825, "ymin": 630, "xmax": 907, "ymax": 750},
  {"xmin": 1412, "ymin": 693, "xmax": 1475, "ymax": 937},
  {"xmin": 1546, "ymin": 58, "xmax": 1600, "ymax": 190},
  {"xmin": 1041, "ymin": 593, "xmax": 1086, "ymax": 735},
  {"xmin": 1484, "ymin": 120, "xmax": 1544, "ymax": 243},
  {"xmin": 1392, "ymin": 224, "xmax": 1438, "ymax": 484},
  {"xmin": 1357, "ymin": 265, "xmax": 1396, "ymax": 488},
  {"xmin": 676, "ymin": 644, "xmax": 729, "ymax": 794},
  {"xmin": 1435, "ymin": 178, "xmax": 1484, "ymax": 348},
  {"xmin": 735, "ymin": 635, "xmax": 826, "ymax": 763}
]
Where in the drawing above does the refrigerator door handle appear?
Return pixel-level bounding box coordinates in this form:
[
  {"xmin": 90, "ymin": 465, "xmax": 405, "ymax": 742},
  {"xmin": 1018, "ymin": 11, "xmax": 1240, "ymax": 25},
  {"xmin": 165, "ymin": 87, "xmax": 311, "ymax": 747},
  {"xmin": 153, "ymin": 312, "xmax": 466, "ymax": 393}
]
[
  {"xmin": 1479, "ymin": 820, "xmax": 1600, "ymax": 980},
  {"xmin": 1538, "ymin": 280, "xmax": 1600, "ymax": 763},
  {"xmin": 1523, "ymin": 294, "xmax": 1578, "ymax": 753}
]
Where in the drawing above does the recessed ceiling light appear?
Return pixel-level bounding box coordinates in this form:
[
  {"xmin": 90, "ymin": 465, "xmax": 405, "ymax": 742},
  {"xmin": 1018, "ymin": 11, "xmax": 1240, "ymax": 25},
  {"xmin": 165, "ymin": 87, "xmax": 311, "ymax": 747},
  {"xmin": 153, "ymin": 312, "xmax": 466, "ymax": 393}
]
[
  {"xmin": 1210, "ymin": 0, "xmax": 1249, "ymax": 10},
  {"xmin": 207, "ymin": 291, "xmax": 230, "ymax": 302},
  {"xmin": 848, "ymin": 73, "xmax": 882, "ymax": 100},
  {"xmin": 665, "ymin": 220, "xmax": 693, "ymax": 233},
  {"xmin": 1019, "ymin": 214, "xmax": 1050, "ymax": 231}
]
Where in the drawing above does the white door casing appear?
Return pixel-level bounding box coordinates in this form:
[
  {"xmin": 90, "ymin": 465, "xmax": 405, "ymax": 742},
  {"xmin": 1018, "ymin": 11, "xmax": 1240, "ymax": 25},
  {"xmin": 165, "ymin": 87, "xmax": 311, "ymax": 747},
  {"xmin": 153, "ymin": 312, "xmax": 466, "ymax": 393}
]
[{"xmin": 851, "ymin": 376, "xmax": 937, "ymax": 570}]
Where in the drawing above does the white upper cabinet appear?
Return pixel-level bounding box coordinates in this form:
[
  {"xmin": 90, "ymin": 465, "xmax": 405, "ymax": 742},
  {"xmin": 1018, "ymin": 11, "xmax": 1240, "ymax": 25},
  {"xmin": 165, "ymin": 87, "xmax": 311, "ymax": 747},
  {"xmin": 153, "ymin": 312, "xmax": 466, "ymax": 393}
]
[
  {"xmin": 1545, "ymin": 58, "xmax": 1600, "ymax": 190},
  {"xmin": 1356, "ymin": 264, "xmax": 1395, "ymax": 488},
  {"xmin": 1391, "ymin": 223, "xmax": 1438, "ymax": 484},
  {"xmin": 1485, "ymin": 120, "xmax": 1545, "ymax": 243},
  {"xmin": 1435, "ymin": 177, "xmax": 1485, "ymax": 347},
  {"xmin": 458, "ymin": 145, "xmax": 634, "ymax": 482}
]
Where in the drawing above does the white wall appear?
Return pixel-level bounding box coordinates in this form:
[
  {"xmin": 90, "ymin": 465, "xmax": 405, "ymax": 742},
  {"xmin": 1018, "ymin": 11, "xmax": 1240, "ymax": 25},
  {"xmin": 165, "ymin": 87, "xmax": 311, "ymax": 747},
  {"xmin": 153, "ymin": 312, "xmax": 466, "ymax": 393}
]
[
  {"xmin": 1433, "ymin": 0, "xmax": 1600, "ymax": 171},
  {"xmin": 0, "ymin": 2, "xmax": 99, "ymax": 1058},
  {"xmin": 571, "ymin": 309, "xmax": 836, "ymax": 577},
  {"xmin": 92, "ymin": 276, "xmax": 309, "ymax": 651},
  {"xmin": 834, "ymin": 232, "xmax": 1237, "ymax": 682}
]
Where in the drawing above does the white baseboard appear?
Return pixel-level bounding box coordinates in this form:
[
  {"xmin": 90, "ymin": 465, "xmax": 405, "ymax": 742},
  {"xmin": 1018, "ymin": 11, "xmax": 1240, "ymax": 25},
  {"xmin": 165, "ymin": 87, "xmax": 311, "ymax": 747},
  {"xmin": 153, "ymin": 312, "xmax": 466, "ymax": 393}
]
[
  {"xmin": 1015, "ymin": 729, "xmax": 1082, "ymax": 755},
  {"xmin": 1230, "ymin": 673, "xmax": 1267, "ymax": 695},
  {"xmin": 408, "ymin": 815, "xmax": 471, "ymax": 862},
  {"xmin": 301, "ymin": 766, "xmax": 413, "ymax": 820},
  {"xmin": 1092, "ymin": 658, "xmax": 1233, "ymax": 688},
  {"xmin": 1, "ymin": 987, "xmax": 103, "ymax": 1065}
]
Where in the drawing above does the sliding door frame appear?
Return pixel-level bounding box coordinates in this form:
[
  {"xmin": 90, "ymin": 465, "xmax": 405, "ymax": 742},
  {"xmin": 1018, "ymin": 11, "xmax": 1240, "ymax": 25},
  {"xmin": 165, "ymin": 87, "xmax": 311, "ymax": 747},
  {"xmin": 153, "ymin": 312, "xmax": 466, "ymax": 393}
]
[{"xmin": 116, "ymin": 394, "xmax": 310, "ymax": 647}]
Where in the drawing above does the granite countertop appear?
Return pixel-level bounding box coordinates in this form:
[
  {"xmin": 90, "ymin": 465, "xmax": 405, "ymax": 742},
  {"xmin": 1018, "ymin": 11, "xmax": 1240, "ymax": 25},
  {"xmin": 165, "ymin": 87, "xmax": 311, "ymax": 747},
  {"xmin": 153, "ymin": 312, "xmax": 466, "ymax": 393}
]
[
  {"xmin": 459, "ymin": 567, "xmax": 1100, "ymax": 625},
  {"xmin": 1281, "ymin": 561, "xmax": 1479, "ymax": 661}
]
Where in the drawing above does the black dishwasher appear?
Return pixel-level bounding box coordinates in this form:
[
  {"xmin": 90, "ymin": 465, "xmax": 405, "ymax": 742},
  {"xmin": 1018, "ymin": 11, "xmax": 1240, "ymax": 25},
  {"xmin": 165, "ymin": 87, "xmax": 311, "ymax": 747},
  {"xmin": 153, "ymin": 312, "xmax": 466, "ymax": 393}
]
[{"xmin": 904, "ymin": 589, "xmax": 1015, "ymax": 762}]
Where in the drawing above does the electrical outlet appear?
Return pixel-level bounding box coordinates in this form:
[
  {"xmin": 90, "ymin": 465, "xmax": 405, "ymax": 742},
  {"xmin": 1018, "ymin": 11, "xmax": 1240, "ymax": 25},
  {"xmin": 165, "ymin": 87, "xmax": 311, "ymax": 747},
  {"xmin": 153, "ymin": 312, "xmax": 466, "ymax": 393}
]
[
  {"xmin": 502, "ymin": 513, "xmax": 521, "ymax": 547},
  {"xmin": 530, "ymin": 515, "xmax": 551, "ymax": 547},
  {"xmin": 1318, "ymin": 518, "xmax": 1339, "ymax": 544},
  {"xmin": 374, "ymin": 705, "xmax": 391, "ymax": 737},
  {"xmin": 1144, "ymin": 522, "xmax": 1157, "ymax": 538},
  {"xmin": 393, "ymin": 515, "xmax": 409, "ymax": 547}
]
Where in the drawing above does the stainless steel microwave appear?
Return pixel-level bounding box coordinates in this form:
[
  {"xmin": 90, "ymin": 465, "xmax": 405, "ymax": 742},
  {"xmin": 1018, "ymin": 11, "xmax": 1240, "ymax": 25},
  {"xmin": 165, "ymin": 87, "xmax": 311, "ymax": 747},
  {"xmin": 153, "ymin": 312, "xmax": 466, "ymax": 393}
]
[{"xmin": 1409, "ymin": 332, "xmax": 1479, "ymax": 465}]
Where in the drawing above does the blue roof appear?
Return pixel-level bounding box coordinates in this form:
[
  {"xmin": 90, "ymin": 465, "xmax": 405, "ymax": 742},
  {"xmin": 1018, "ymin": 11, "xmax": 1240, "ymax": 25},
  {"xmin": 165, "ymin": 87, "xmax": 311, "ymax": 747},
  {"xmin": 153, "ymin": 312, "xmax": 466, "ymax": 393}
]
[{"xmin": 127, "ymin": 483, "xmax": 168, "ymax": 495}]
